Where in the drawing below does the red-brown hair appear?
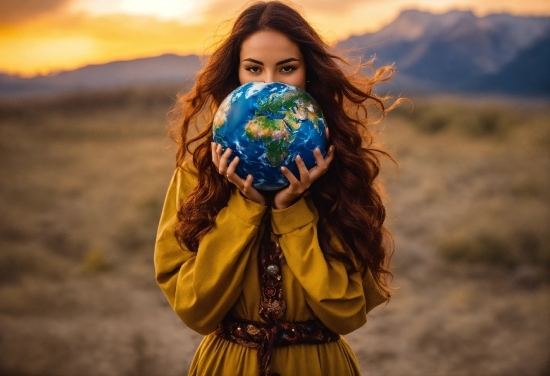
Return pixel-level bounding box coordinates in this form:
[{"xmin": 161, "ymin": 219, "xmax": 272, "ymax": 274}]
[{"xmin": 171, "ymin": 1, "xmax": 397, "ymax": 298}]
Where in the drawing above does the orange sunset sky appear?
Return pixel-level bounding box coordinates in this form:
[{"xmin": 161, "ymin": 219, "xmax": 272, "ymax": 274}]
[{"xmin": 1, "ymin": 0, "xmax": 549, "ymax": 77}]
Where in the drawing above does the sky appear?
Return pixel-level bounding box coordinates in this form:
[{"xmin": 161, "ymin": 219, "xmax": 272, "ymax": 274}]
[{"xmin": 0, "ymin": 0, "xmax": 549, "ymax": 77}]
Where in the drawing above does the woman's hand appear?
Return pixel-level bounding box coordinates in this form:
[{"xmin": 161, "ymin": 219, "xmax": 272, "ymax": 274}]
[
  {"xmin": 211, "ymin": 143, "xmax": 266, "ymax": 206},
  {"xmin": 273, "ymin": 144, "xmax": 335, "ymax": 209}
]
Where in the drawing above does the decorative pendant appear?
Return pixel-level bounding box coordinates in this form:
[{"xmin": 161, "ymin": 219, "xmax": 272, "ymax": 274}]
[{"xmin": 267, "ymin": 264, "xmax": 279, "ymax": 276}]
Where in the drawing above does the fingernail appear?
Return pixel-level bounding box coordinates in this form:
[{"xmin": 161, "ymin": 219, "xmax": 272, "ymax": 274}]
[{"xmin": 296, "ymin": 155, "xmax": 302, "ymax": 161}]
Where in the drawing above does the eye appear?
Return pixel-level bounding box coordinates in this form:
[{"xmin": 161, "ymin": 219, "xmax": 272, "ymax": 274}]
[
  {"xmin": 280, "ymin": 66, "xmax": 296, "ymax": 73},
  {"xmin": 246, "ymin": 66, "xmax": 261, "ymax": 74}
]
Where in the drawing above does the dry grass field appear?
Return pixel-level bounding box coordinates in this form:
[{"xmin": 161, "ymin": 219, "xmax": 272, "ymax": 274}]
[{"xmin": 0, "ymin": 86, "xmax": 548, "ymax": 376}]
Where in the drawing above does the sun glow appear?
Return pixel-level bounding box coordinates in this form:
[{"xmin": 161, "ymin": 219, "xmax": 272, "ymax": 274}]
[
  {"xmin": 119, "ymin": 0, "xmax": 203, "ymax": 21},
  {"xmin": 71, "ymin": 0, "xmax": 206, "ymax": 23},
  {"xmin": 0, "ymin": 37, "xmax": 96, "ymax": 77}
]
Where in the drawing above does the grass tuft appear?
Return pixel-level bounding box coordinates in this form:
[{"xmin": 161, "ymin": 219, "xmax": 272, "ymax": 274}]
[
  {"xmin": 393, "ymin": 99, "xmax": 523, "ymax": 138},
  {"xmin": 437, "ymin": 231, "xmax": 550, "ymax": 270},
  {"xmin": 437, "ymin": 233, "xmax": 514, "ymax": 266},
  {"xmin": 82, "ymin": 249, "xmax": 111, "ymax": 274}
]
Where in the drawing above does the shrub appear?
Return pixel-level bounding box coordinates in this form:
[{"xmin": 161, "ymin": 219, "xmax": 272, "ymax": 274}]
[
  {"xmin": 437, "ymin": 230, "xmax": 550, "ymax": 270},
  {"xmin": 82, "ymin": 249, "xmax": 111, "ymax": 274},
  {"xmin": 438, "ymin": 233, "xmax": 515, "ymax": 266},
  {"xmin": 394, "ymin": 99, "xmax": 519, "ymax": 138},
  {"xmin": 404, "ymin": 104, "xmax": 453, "ymax": 134},
  {"xmin": 0, "ymin": 247, "xmax": 70, "ymax": 284},
  {"xmin": 513, "ymin": 230, "xmax": 550, "ymax": 268},
  {"xmin": 0, "ymin": 251, "xmax": 35, "ymax": 284},
  {"xmin": 454, "ymin": 107, "xmax": 513, "ymax": 138}
]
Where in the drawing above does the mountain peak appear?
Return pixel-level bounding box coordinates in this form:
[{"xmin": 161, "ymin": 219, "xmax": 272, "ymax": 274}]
[
  {"xmin": 398, "ymin": 8, "xmax": 475, "ymax": 20},
  {"xmin": 385, "ymin": 9, "xmax": 477, "ymax": 40}
]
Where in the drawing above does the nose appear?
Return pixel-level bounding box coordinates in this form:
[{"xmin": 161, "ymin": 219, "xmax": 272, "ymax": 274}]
[{"xmin": 264, "ymin": 71, "xmax": 274, "ymax": 84}]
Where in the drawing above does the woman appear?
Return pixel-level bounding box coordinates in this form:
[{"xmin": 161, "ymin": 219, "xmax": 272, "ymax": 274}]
[{"xmin": 154, "ymin": 1, "xmax": 396, "ymax": 375}]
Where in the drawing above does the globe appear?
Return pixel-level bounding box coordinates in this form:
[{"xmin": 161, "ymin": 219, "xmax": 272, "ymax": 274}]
[{"xmin": 212, "ymin": 82, "xmax": 327, "ymax": 191}]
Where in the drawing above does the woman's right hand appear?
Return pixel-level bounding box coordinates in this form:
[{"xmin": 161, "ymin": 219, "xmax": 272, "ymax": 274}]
[{"xmin": 211, "ymin": 143, "xmax": 266, "ymax": 206}]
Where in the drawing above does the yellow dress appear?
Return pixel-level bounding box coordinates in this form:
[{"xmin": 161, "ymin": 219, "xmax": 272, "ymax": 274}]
[{"xmin": 154, "ymin": 163, "xmax": 387, "ymax": 376}]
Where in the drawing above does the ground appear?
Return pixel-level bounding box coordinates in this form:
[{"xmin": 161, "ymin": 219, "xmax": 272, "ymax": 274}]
[{"xmin": 0, "ymin": 87, "xmax": 548, "ymax": 376}]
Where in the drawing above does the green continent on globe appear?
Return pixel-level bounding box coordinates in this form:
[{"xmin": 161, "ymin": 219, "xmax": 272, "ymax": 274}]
[
  {"xmin": 245, "ymin": 117, "xmax": 295, "ymax": 166},
  {"xmin": 257, "ymin": 91, "xmax": 323, "ymax": 131}
]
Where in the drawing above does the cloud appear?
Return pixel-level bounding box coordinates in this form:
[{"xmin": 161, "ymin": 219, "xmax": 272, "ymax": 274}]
[
  {"xmin": 197, "ymin": 0, "xmax": 383, "ymax": 44},
  {"xmin": 288, "ymin": 0, "xmax": 374, "ymax": 14},
  {"xmin": 0, "ymin": 0, "xmax": 72, "ymax": 24},
  {"xmin": 203, "ymin": 0, "xmax": 371, "ymax": 18}
]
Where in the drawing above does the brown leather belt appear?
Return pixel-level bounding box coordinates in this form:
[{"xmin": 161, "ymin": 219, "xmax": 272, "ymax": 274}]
[{"xmin": 216, "ymin": 315, "xmax": 340, "ymax": 376}]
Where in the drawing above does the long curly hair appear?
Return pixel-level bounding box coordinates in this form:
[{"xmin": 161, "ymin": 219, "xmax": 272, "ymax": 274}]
[{"xmin": 171, "ymin": 0, "xmax": 397, "ymax": 298}]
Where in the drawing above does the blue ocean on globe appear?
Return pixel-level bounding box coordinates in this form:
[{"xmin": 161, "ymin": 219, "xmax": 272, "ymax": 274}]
[{"xmin": 212, "ymin": 82, "xmax": 327, "ymax": 191}]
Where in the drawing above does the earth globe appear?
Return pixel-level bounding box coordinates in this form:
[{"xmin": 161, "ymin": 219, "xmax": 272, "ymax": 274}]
[{"xmin": 212, "ymin": 82, "xmax": 327, "ymax": 191}]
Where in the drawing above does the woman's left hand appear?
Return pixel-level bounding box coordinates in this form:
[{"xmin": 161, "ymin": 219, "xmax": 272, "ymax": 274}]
[{"xmin": 273, "ymin": 145, "xmax": 335, "ymax": 209}]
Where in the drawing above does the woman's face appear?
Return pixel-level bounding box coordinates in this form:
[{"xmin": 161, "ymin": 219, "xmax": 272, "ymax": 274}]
[{"xmin": 238, "ymin": 30, "xmax": 306, "ymax": 90}]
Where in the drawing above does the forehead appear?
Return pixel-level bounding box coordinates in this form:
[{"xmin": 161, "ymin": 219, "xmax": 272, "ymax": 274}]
[{"xmin": 240, "ymin": 30, "xmax": 302, "ymax": 59}]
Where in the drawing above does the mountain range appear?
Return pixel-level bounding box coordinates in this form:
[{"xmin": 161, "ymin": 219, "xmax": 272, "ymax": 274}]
[
  {"xmin": 336, "ymin": 9, "xmax": 550, "ymax": 95},
  {"xmin": 0, "ymin": 54, "xmax": 202, "ymax": 97},
  {"xmin": 1, "ymin": 9, "xmax": 549, "ymax": 98}
]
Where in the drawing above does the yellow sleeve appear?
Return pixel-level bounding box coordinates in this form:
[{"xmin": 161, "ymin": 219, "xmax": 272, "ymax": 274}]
[
  {"xmin": 154, "ymin": 164, "xmax": 267, "ymax": 335},
  {"xmin": 271, "ymin": 197, "xmax": 387, "ymax": 335}
]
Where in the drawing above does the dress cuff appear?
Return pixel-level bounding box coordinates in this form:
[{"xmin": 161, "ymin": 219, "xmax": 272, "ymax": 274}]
[
  {"xmin": 271, "ymin": 198, "xmax": 316, "ymax": 235},
  {"xmin": 227, "ymin": 189, "xmax": 267, "ymax": 227}
]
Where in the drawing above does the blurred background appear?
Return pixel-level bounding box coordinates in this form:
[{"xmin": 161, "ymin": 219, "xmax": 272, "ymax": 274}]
[{"xmin": 0, "ymin": 0, "xmax": 549, "ymax": 375}]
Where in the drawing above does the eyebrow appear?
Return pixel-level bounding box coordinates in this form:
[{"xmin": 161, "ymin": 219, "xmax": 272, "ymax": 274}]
[{"xmin": 242, "ymin": 58, "xmax": 300, "ymax": 66}]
